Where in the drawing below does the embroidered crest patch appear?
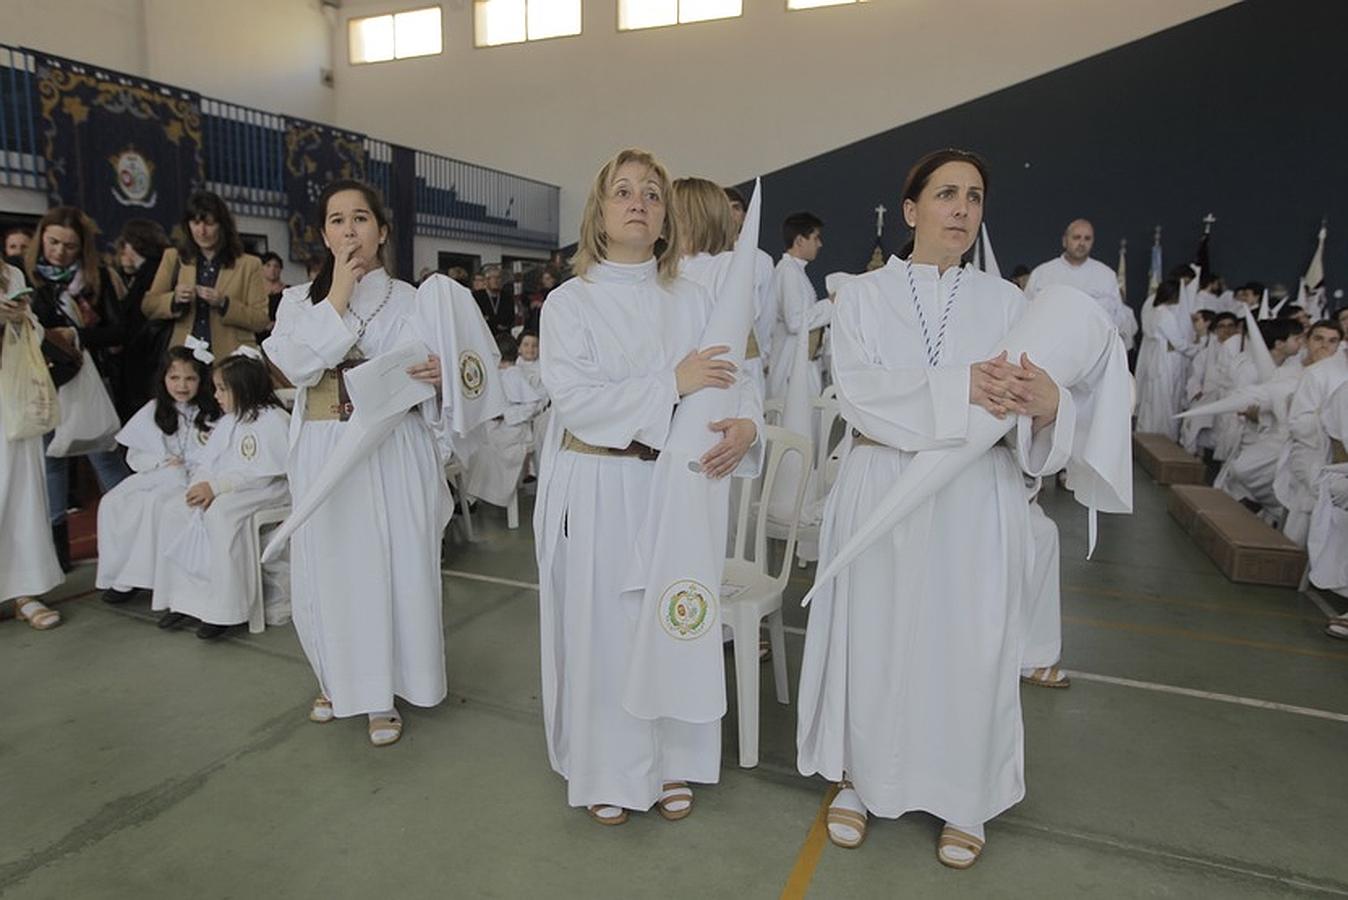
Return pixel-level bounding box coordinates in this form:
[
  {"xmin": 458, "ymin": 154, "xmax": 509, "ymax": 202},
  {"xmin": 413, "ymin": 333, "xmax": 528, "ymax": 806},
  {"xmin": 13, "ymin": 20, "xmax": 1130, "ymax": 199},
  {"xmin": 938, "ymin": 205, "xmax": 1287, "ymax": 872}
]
[
  {"xmin": 459, "ymin": 350, "xmax": 485, "ymax": 400},
  {"xmin": 658, "ymin": 579, "xmax": 715, "ymax": 641},
  {"xmin": 240, "ymin": 433, "xmax": 258, "ymax": 461}
]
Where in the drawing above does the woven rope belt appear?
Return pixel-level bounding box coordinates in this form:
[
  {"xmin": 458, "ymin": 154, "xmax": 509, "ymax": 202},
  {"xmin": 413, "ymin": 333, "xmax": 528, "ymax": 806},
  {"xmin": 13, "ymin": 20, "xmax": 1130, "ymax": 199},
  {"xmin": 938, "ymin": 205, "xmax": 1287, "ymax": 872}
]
[
  {"xmin": 1333, "ymin": 438, "xmax": 1347, "ymax": 465},
  {"xmin": 745, "ymin": 331, "xmax": 761, "ymax": 361},
  {"xmin": 562, "ymin": 430, "xmax": 660, "ymax": 461}
]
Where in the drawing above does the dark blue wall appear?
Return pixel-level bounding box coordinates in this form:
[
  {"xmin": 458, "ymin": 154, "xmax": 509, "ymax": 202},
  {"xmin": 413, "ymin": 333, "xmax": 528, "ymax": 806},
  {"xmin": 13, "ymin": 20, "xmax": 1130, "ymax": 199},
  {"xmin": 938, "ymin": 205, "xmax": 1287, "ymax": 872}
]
[{"xmin": 752, "ymin": 0, "xmax": 1348, "ymax": 310}]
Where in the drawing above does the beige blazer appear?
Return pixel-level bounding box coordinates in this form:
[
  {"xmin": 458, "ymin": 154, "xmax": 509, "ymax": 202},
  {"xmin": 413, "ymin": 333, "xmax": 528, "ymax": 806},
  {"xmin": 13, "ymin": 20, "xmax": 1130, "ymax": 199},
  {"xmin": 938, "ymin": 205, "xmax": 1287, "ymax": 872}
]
[{"xmin": 143, "ymin": 247, "xmax": 269, "ymax": 359}]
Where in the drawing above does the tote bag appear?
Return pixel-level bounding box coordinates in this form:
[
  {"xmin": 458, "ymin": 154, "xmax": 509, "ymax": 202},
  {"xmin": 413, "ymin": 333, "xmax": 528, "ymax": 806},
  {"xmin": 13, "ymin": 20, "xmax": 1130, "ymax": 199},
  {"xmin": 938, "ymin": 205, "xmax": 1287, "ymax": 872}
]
[
  {"xmin": 46, "ymin": 350, "xmax": 119, "ymax": 456},
  {"xmin": 0, "ymin": 318, "xmax": 61, "ymax": 440}
]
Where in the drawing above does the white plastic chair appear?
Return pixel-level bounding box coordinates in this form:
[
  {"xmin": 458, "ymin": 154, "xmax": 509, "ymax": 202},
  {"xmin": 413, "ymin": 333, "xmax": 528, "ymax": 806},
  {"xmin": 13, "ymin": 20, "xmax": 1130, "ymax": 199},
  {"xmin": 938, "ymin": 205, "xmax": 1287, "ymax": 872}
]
[
  {"xmin": 246, "ymin": 505, "xmax": 290, "ymax": 634},
  {"xmin": 722, "ymin": 424, "xmax": 812, "ymax": 768},
  {"xmin": 443, "ymin": 457, "xmax": 476, "ymax": 541},
  {"xmin": 763, "ymin": 398, "xmax": 784, "ymax": 427}
]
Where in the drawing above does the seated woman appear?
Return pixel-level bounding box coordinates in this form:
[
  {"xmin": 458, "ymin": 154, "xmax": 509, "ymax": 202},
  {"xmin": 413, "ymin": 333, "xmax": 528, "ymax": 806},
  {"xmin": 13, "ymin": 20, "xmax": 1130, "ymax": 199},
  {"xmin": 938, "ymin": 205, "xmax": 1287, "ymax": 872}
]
[
  {"xmin": 153, "ymin": 350, "xmax": 291, "ymax": 639},
  {"xmin": 96, "ymin": 346, "xmax": 221, "ymax": 604}
]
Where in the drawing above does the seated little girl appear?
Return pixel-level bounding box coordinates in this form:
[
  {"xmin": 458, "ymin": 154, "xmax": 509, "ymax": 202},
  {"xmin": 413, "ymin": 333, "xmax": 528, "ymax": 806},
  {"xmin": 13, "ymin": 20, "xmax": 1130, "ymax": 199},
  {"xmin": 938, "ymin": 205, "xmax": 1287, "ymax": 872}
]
[{"xmin": 154, "ymin": 349, "xmax": 291, "ymax": 639}]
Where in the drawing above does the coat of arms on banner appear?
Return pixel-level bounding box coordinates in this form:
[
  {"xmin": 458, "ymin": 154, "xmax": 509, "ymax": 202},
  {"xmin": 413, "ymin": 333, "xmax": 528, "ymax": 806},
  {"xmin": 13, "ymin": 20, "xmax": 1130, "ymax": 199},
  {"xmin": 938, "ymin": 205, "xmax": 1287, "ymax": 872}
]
[
  {"xmin": 109, "ymin": 147, "xmax": 157, "ymax": 208},
  {"xmin": 459, "ymin": 350, "xmax": 486, "ymax": 400},
  {"xmin": 659, "ymin": 579, "xmax": 715, "ymax": 640}
]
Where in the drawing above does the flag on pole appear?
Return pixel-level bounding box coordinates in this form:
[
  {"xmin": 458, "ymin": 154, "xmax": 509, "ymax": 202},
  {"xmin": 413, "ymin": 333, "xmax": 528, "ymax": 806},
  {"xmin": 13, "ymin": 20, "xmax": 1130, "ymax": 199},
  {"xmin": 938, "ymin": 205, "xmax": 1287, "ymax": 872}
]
[
  {"xmin": 1194, "ymin": 214, "xmax": 1214, "ymax": 285},
  {"xmin": 1117, "ymin": 238, "xmax": 1127, "ymax": 301},
  {"xmin": 1299, "ymin": 219, "xmax": 1328, "ymax": 319},
  {"xmin": 1148, "ymin": 226, "xmax": 1163, "ymax": 293}
]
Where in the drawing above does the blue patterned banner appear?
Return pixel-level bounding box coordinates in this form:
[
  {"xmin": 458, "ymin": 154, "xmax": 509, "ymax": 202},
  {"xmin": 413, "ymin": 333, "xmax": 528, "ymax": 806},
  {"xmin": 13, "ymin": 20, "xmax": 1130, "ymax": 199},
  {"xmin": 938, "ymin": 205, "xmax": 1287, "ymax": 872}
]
[
  {"xmin": 34, "ymin": 53, "xmax": 204, "ymax": 243},
  {"xmin": 283, "ymin": 118, "xmax": 367, "ymax": 264}
]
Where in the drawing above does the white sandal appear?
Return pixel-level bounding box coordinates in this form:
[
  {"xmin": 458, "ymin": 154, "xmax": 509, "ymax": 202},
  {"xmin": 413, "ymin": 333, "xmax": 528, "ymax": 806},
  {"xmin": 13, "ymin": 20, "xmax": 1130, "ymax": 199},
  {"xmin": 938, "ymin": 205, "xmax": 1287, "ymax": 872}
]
[
  {"xmin": 657, "ymin": 782, "xmax": 694, "ymax": 821},
  {"xmin": 368, "ymin": 714, "xmax": 402, "ymax": 747},
  {"xmin": 309, "ymin": 696, "xmax": 334, "ymax": 724},
  {"xmin": 14, "ymin": 598, "xmax": 61, "ymax": 631},
  {"xmin": 1020, "ymin": 665, "xmax": 1070, "ymax": 688},
  {"xmin": 826, "ymin": 781, "xmax": 867, "ymax": 849},
  {"xmin": 937, "ymin": 825, "xmax": 985, "ymax": 869},
  {"xmin": 587, "ymin": 804, "xmax": 628, "ymax": 826}
]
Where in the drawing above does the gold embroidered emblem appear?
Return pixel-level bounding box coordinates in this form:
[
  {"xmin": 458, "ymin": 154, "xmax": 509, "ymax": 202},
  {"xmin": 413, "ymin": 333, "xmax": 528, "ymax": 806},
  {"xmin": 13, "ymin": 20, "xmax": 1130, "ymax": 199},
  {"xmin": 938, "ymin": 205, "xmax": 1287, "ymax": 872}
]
[
  {"xmin": 459, "ymin": 350, "xmax": 486, "ymax": 400},
  {"xmin": 240, "ymin": 433, "xmax": 258, "ymax": 461},
  {"xmin": 658, "ymin": 579, "xmax": 715, "ymax": 641}
]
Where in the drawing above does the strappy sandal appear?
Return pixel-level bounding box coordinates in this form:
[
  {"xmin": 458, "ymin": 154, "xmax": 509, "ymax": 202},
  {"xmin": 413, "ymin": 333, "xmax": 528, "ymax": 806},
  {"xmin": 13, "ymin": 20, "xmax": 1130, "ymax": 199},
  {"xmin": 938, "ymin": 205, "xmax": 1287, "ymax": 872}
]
[
  {"xmin": 587, "ymin": 805, "xmax": 628, "ymax": 826},
  {"xmin": 1326, "ymin": 617, "xmax": 1348, "ymax": 640},
  {"xmin": 657, "ymin": 782, "xmax": 694, "ymax": 821},
  {"xmin": 826, "ymin": 781, "xmax": 867, "ymax": 849},
  {"xmin": 1020, "ymin": 665, "xmax": 1070, "ymax": 688},
  {"xmin": 937, "ymin": 825, "xmax": 985, "ymax": 869},
  {"xmin": 368, "ymin": 714, "xmax": 402, "ymax": 747},
  {"xmin": 308, "ymin": 696, "xmax": 334, "ymax": 724},
  {"xmin": 14, "ymin": 598, "xmax": 61, "ymax": 631}
]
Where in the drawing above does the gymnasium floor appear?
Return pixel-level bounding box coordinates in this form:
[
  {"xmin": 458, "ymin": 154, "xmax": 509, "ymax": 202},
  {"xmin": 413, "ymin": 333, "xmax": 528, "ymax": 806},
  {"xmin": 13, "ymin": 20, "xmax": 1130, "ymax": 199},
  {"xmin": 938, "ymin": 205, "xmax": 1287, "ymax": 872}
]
[{"xmin": 3, "ymin": 465, "xmax": 1346, "ymax": 899}]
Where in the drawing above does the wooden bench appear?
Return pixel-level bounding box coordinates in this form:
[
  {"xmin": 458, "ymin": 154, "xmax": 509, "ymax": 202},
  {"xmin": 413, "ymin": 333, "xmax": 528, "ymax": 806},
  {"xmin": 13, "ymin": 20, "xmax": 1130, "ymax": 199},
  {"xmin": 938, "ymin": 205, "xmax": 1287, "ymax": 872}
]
[
  {"xmin": 1133, "ymin": 433, "xmax": 1205, "ymax": 484},
  {"xmin": 1167, "ymin": 485, "xmax": 1307, "ymax": 587}
]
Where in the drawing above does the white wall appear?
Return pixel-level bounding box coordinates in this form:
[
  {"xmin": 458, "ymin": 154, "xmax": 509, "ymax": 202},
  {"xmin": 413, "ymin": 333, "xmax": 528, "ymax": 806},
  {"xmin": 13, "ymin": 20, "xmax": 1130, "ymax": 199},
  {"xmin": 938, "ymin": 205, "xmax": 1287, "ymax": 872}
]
[
  {"xmin": 1, "ymin": 0, "xmax": 336, "ymax": 122},
  {"xmin": 333, "ymin": 0, "xmax": 1237, "ymax": 238}
]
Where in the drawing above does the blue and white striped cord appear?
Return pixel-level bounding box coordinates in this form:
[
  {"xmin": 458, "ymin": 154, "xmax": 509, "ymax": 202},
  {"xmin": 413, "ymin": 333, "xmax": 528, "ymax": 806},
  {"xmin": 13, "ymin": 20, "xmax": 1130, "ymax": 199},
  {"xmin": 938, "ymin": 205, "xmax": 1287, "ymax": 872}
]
[{"xmin": 905, "ymin": 261, "xmax": 965, "ymax": 367}]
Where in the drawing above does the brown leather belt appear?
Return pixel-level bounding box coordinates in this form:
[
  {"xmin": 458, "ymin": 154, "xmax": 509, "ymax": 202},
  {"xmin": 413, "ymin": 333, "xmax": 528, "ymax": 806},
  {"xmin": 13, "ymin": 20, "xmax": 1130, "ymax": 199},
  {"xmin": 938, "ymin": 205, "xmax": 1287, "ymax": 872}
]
[
  {"xmin": 1333, "ymin": 438, "xmax": 1347, "ymax": 465},
  {"xmin": 304, "ymin": 359, "xmax": 365, "ymax": 422},
  {"xmin": 745, "ymin": 331, "xmax": 761, "ymax": 361},
  {"xmin": 562, "ymin": 430, "xmax": 660, "ymax": 461}
]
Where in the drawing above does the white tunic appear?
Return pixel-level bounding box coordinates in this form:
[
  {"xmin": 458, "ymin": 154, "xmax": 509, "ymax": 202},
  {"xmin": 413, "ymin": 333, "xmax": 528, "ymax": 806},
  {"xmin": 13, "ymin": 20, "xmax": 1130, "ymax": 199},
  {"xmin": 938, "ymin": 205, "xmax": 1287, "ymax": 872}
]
[
  {"xmin": 263, "ymin": 269, "xmax": 451, "ymax": 718},
  {"xmin": 1275, "ymin": 349, "xmax": 1348, "ymax": 543},
  {"xmin": 1024, "ymin": 488, "xmax": 1062, "ymax": 670},
  {"xmin": 681, "ymin": 251, "xmax": 768, "ymax": 403},
  {"xmin": 95, "ymin": 401, "xmax": 213, "ymax": 592},
  {"xmin": 797, "ymin": 259, "xmax": 1067, "ymax": 825},
  {"xmin": 1025, "ymin": 255, "xmax": 1137, "ymax": 350},
  {"xmin": 767, "ymin": 254, "xmax": 830, "ymax": 402},
  {"xmin": 465, "ymin": 364, "xmax": 545, "ymax": 506},
  {"xmin": 152, "ymin": 406, "xmax": 291, "ymax": 624},
  {"xmin": 1180, "ymin": 334, "xmax": 1238, "ymax": 454},
  {"xmin": 0, "ymin": 264, "xmax": 63, "ymax": 603},
  {"xmin": 534, "ymin": 258, "xmax": 758, "ymax": 811},
  {"xmin": 1214, "ymin": 357, "xmax": 1303, "ymax": 510},
  {"xmin": 1134, "ymin": 303, "xmax": 1194, "ymax": 438}
]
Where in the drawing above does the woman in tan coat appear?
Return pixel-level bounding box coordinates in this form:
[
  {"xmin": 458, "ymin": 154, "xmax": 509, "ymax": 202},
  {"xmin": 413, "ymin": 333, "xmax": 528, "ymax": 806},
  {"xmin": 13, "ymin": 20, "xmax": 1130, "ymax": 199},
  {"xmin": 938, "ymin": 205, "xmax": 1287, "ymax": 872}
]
[{"xmin": 143, "ymin": 191, "xmax": 269, "ymax": 359}]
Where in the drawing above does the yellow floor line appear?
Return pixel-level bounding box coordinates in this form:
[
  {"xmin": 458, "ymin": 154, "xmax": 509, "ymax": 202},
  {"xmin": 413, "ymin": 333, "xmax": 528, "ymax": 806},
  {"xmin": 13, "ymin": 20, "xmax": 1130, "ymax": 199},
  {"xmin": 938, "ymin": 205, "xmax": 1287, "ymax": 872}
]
[
  {"xmin": 781, "ymin": 784, "xmax": 838, "ymax": 900},
  {"xmin": 1065, "ymin": 615, "xmax": 1348, "ymax": 662}
]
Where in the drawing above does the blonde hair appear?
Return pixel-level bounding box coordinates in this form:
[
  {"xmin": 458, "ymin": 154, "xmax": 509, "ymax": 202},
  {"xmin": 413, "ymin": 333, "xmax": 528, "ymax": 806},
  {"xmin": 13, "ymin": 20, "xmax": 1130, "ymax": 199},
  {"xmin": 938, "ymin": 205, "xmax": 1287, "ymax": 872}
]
[
  {"xmin": 26, "ymin": 206, "xmax": 103, "ymax": 296},
  {"xmin": 671, "ymin": 177, "xmax": 735, "ymax": 257},
  {"xmin": 570, "ymin": 148, "xmax": 679, "ymax": 285}
]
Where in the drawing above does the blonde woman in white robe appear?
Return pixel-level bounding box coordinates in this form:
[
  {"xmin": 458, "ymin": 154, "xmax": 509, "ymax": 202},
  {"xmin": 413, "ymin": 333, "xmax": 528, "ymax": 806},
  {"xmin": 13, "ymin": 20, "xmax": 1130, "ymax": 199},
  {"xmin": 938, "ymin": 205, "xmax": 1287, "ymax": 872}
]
[
  {"xmin": 534, "ymin": 149, "xmax": 760, "ymax": 826},
  {"xmin": 797, "ymin": 149, "xmax": 1068, "ymax": 869},
  {"xmin": 97, "ymin": 346, "xmax": 220, "ymax": 604},
  {"xmin": 1134, "ymin": 279, "xmax": 1196, "ymax": 438},
  {"xmin": 0, "ymin": 261, "xmax": 64, "ymax": 630},
  {"xmin": 264, "ymin": 179, "xmax": 449, "ymax": 748},
  {"xmin": 153, "ymin": 352, "xmax": 290, "ymax": 638}
]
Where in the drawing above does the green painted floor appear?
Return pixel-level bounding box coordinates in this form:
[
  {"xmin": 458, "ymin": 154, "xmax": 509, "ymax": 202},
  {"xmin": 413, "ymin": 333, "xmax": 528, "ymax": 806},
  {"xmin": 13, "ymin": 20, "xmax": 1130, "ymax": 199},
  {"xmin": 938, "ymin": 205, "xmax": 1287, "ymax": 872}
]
[{"xmin": 3, "ymin": 465, "xmax": 1347, "ymax": 899}]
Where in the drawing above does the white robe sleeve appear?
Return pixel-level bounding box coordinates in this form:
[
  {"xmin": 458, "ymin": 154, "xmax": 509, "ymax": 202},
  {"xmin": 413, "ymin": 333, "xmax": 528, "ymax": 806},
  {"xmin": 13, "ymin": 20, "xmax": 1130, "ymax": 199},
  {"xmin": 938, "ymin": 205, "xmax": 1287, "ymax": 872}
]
[
  {"xmin": 831, "ymin": 284, "xmax": 970, "ymax": 450},
  {"xmin": 116, "ymin": 401, "xmax": 172, "ymax": 472},
  {"xmin": 540, "ymin": 294, "xmax": 678, "ymax": 450},
  {"xmin": 262, "ymin": 287, "xmax": 358, "ymax": 388}
]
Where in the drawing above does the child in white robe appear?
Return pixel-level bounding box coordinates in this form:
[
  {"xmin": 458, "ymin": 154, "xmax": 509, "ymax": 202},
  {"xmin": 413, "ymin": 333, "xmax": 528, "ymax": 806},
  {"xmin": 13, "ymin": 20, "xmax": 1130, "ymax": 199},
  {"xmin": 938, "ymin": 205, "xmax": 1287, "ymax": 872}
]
[
  {"xmin": 263, "ymin": 179, "xmax": 452, "ymax": 748},
  {"xmin": 515, "ymin": 331, "xmax": 550, "ymax": 475},
  {"xmin": 1134, "ymin": 279, "xmax": 1196, "ymax": 438},
  {"xmin": 535, "ymin": 149, "xmax": 760, "ymax": 826},
  {"xmin": 0, "ymin": 261, "xmax": 65, "ymax": 630},
  {"xmin": 465, "ymin": 333, "xmax": 545, "ymax": 507},
  {"xmin": 96, "ymin": 346, "xmax": 220, "ymax": 603},
  {"xmin": 153, "ymin": 351, "xmax": 290, "ymax": 638}
]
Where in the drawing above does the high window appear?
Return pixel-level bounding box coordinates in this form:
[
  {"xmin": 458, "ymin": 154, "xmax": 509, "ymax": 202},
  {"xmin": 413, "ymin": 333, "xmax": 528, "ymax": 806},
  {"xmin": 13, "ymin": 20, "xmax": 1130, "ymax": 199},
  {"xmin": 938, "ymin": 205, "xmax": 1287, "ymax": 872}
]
[
  {"xmin": 475, "ymin": 0, "xmax": 583, "ymax": 47},
  {"xmin": 617, "ymin": 0, "xmax": 743, "ymax": 31},
  {"xmin": 349, "ymin": 7, "xmax": 444, "ymax": 64},
  {"xmin": 787, "ymin": 0, "xmax": 868, "ymax": 9}
]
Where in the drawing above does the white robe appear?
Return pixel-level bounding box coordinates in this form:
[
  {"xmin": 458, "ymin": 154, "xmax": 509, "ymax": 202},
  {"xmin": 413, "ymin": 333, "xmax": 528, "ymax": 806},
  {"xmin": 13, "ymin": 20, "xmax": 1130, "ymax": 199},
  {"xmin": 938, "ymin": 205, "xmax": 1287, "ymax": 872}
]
[
  {"xmin": 95, "ymin": 401, "xmax": 213, "ymax": 593},
  {"xmin": 465, "ymin": 365, "xmax": 545, "ymax": 506},
  {"xmin": 1180, "ymin": 334, "xmax": 1237, "ymax": 454},
  {"xmin": 0, "ymin": 268, "xmax": 63, "ymax": 603},
  {"xmin": 681, "ymin": 251, "xmax": 768, "ymax": 404},
  {"xmin": 1214, "ymin": 357, "xmax": 1303, "ymax": 511},
  {"xmin": 767, "ymin": 254, "xmax": 830, "ymax": 403},
  {"xmin": 151, "ymin": 406, "xmax": 291, "ymax": 625},
  {"xmin": 534, "ymin": 258, "xmax": 759, "ymax": 811},
  {"xmin": 1275, "ymin": 349, "xmax": 1348, "ymax": 544},
  {"xmin": 1134, "ymin": 304, "xmax": 1193, "ymax": 438},
  {"xmin": 1213, "ymin": 346, "xmax": 1259, "ymax": 462},
  {"xmin": 263, "ymin": 269, "xmax": 451, "ymax": 718},
  {"xmin": 797, "ymin": 259, "xmax": 1068, "ymax": 825},
  {"xmin": 1025, "ymin": 255, "xmax": 1137, "ymax": 350},
  {"xmin": 1024, "ymin": 488, "xmax": 1062, "ymax": 670}
]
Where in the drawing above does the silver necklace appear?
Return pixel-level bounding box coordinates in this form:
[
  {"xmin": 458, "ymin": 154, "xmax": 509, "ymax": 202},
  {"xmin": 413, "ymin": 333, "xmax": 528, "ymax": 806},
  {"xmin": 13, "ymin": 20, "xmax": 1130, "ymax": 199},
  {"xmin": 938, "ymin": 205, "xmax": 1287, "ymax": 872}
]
[
  {"xmin": 904, "ymin": 260, "xmax": 965, "ymax": 367},
  {"xmin": 348, "ymin": 276, "xmax": 394, "ymax": 347}
]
